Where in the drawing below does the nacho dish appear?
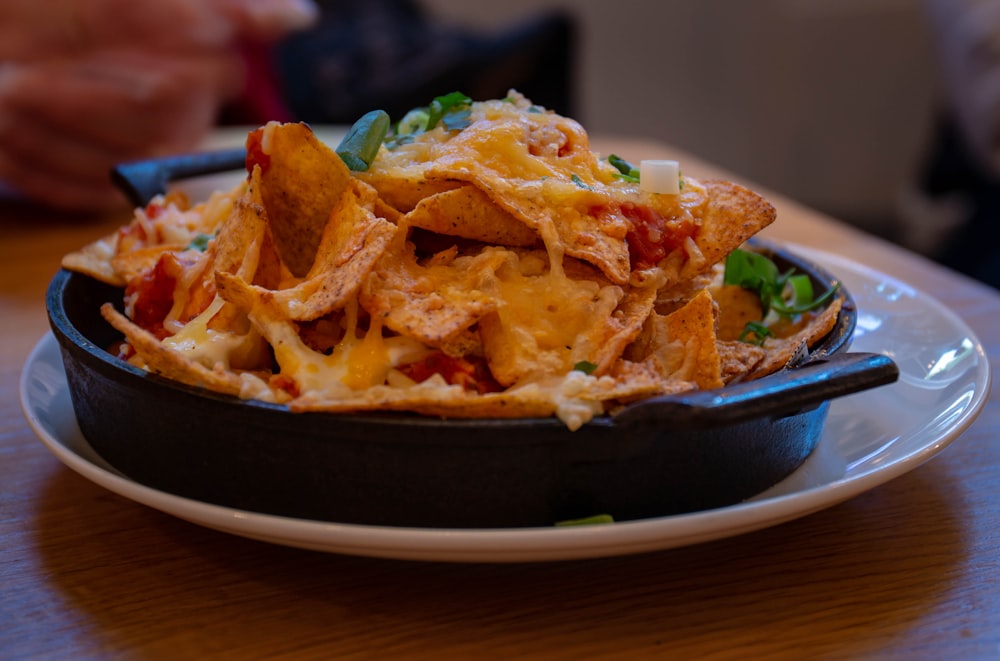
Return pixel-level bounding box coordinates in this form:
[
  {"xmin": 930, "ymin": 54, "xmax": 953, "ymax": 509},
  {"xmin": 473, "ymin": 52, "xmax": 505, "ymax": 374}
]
[{"xmin": 63, "ymin": 91, "xmax": 843, "ymax": 431}]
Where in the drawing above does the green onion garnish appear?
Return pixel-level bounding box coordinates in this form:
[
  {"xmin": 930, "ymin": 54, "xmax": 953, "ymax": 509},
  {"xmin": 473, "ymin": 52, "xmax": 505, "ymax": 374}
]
[
  {"xmin": 608, "ymin": 154, "xmax": 640, "ymax": 183},
  {"xmin": 385, "ymin": 92, "xmax": 473, "ymax": 150},
  {"xmin": 555, "ymin": 514, "xmax": 615, "ymax": 526},
  {"xmin": 336, "ymin": 109, "xmax": 391, "ymax": 171},
  {"xmin": 571, "ymin": 174, "xmax": 593, "ymax": 190},
  {"xmin": 724, "ymin": 248, "xmax": 839, "ymax": 344},
  {"xmin": 186, "ymin": 233, "xmax": 213, "ymax": 252},
  {"xmin": 738, "ymin": 321, "xmax": 773, "ymax": 346},
  {"xmin": 425, "ymin": 92, "xmax": 472, "ymax": 131}
]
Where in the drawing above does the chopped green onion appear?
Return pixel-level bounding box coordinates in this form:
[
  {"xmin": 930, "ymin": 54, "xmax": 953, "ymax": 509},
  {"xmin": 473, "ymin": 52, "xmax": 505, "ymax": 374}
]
[
  {"xmin": 724, "ymin": 248, "xmax": 839, "ymax": 344},
  {"xmin": 441, "ymin": 107, "xmax": 472, "ymax": 131},
  {"xmin": 555, "ymin": 513, "xmax": 614, "ymax": 526},
  {"xmin": 425, "ymin": 92, "xmax": 472, "ymax": 131},
  {"xmin": 336, "ymin": 109, "xmax": 391, "ymax": 171},
  {"xmin": 573, "ymin": 360, "xmax": 598, "ymax": 374},
  {"xmin": 186, "ymin": 233, "xmax": 213, "ymax": 252},
  {"xmin": 724, "ymin": 249, "xmax": 781, "ymax": 314},
  {"xmin": 385, "ymin": 92, "xmax": 473, "ymax": 150},
  {"xmin": 608, "ymin": 154, "xmax": 640, "ymax": 182},
  {"xmin": 571, "ymin": 173, "xmax": 593, "ymax": 191},
  {"xmin": 396, "ymin": 108, "xmax": 430, "ymax": 136},
  {"xmin": 608, "ymin": 154, "xmax": 637, "ymax": 175},
  {"xmin": 770, "ymin": 280, "xmax": 840, "ymax": 316},
  {"xmin": 738, "ymin": 321, "xmax": 773, "ymax": 346}
]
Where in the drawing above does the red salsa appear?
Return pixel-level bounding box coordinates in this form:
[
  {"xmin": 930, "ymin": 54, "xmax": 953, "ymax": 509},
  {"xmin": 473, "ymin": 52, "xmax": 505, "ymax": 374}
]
[
  {"xmin": 400, "ymin": 352, "xmax": 502, "ymax": 394},
  {"xmin": 245, "ymin": 127, "xmax": 271, "ymax": 175},
  {"xmin": 619, "ymin": 202, "xmax": 697, "ymax": 270}
]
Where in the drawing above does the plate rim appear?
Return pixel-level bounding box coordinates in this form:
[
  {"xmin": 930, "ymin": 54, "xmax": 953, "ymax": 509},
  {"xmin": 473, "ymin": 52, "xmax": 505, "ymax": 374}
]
[{"xmin": 19, "ymin": 245, "xmax": 992, "ymax": 562}]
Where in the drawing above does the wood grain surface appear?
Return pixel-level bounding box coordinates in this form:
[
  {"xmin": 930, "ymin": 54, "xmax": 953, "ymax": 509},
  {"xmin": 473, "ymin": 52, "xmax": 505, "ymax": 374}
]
[{"xmin": 1, "ymin": 137, "xmax": 998, "ymax": 659}]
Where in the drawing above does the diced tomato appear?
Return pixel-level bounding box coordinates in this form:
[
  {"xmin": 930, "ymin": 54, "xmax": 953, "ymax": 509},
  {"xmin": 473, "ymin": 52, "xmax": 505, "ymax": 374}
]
[
  {"xmin": 270, "ymin": 374, "xmax": 301, "ymax": 398},
  {"xmin": 144, "ymin": 202, "xmax": 164, "ymax": 219},
  {"xmin": 246, "ymin": 127, "xmax": 271, "ymax": 174},
  {"xmin": 125, "ymin": 258, "xmax": 177, "ymax": 339},
  {"xmin": 124, "ymin": 252, "xmax": 205, "ymax": 338},
  {"xmin": 399, "ymin": 352, "xmax": 502, "ymax": 394},
  {"xmin": 619, "ymin": 202, "xmax": 698, "ymax": 270},
  {"xmin": 116, "ymin": 222, "xmax": 149, "ymax": 255}
]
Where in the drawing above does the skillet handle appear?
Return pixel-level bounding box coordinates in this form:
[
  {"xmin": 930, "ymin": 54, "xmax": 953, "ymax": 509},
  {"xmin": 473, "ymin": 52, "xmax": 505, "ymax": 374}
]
[
  {"xmin": 111, "ymin": 148, "xmax": 248, "ymax": 207},
  {"xmin": 612, "ymin": 352, "xmax": 899, "ymax": 429}
]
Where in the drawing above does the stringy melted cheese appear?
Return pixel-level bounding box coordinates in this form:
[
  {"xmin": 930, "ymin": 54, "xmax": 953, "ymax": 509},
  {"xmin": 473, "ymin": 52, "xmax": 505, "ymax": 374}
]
[
  {"xmin": 163, "ymin": 296, "xmax": 262, "ymax": 370},
  {"xmin": 270, "ymin": 298, "xmax": 429, "ymax": 396},
  {"xmin": 489, "ymin": 254, "xmax": 619, "ymax": 377}
]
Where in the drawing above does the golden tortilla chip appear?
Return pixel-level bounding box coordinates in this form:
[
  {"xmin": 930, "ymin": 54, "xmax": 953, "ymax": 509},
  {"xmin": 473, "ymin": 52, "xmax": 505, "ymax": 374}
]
[
  {"xmin": 250, "ymin": 122, "xmax": 353, "ymax": 277},
  {"xmin": 748, "ymin": 296, "xmax": 844, "ymax": 380},
  {"xmin": 110, "ymin": 245, "xmax": 178, "ymax": 285},
  {"xmin": 717, "ymin": 340, "xmax": 767, "ymax": 384},
  {"xmin": 291, "ymin": 361, "xmax": 668, "ymax": 431},
  {"xmin": 661, "ymin": 179, "xmax": 777, "ymax": 287},
  {"xmin": 419, "ymin": 112, "xmax": 633, "ymax": 285},
  {"xmin": 61, "ymin": 231, "xmax": 122, "ymax": 285},
  {"xmin": 360, "ymin": 235, "xmax": 508, "ymax": 348},
  {"xmin": 403, "ymin": 185, "xmax": 539, "ymax": 246},
  {"xmin": 589, "ymin": 286, "xmax": 658, "ymax": 376},
  {"xmin": 629, "ymin": 289, "xmax": 724, "ymax": 390},
  {"xmin": 101, "ymin": 302, "xmax": 247, "ymax": 395},
  {"xmin": 478, "ymin": 250, "xmax": 639, "ymax": 386},
  {"xmin": 711, "ymin": 282, "xmax": 765, "ymax": 342},
  {"xmin": 355, "ymin": 167, "xmax": 462, "ymax": 212},
  {"xmin": 218, "ymin": 179, "xmax": 398, "ymax": 322},
  {"xmin": 213, "ymin": 173, "xmax": 269, "ymax": 279}
]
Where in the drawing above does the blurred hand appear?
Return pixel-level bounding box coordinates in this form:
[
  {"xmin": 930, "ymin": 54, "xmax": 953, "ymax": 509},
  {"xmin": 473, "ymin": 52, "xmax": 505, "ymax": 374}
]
[{"xmin": 0, "ymin": 0, "xmax": 318, "ymax": 213}]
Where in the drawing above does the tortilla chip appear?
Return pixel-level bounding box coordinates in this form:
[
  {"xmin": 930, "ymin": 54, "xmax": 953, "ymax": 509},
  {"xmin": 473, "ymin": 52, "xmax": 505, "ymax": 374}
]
[
  {"xmin": 403, "ymin": 185, "xmax": 539, "ymax": 247},
  {"xmin": 218, "ymin": 180, "xmax": 398, "ymax": 322},
  {"xmin": 629, "ymin": 289, "xmax": 724, "ymax": 390},
  {"xmin": 101, "ymin": 303, "xmax": 246, "ymax": 395},
  {"xmin": 717, "ymin": 340, "xmax": 767, "ymax": 384},
  {"xmin": 290, "ymin": 362, "xmax": 668, "ymax": 431},
  {"xmin": 213, "ymin": 174, "xmax": 268, "ymax": 279},
  {"xmin": 252, "ymin": 122, "xmax": 353, "ymax": 277},
  {"xmin": 421, "ymin": 115, "xmax": 634, "ymax": 286},
  {"xmin": 711, "ymin": 283, "xmax": 765, "ymax": 342},
  {"xmin": 663, "ymin": 179, "xmax": 777, "ymax": 286},
  {"xmin": 478, "ymin": 250, "xmax": 639, "ymax": 386},
  {"xmin": 61, "ymin": 231, "xmax": 122, "ymax": 285},
  {"xmin": 110, "ymin": 245, "xmax": 179, "ymax": 285},
  {"xmin": 360, "ymin": 236, "xmax": 507, "ymax": 348},
  {"xmin": 589, "ymin": 286, "xmax": 658, "ymax": 376},
  {"xmin": 355, "ymin": 168, "xmax": 462, "ymax": 212},
  {"xmin": 748, "ymin": 296, "xmax": 844, "ymax": 380}
]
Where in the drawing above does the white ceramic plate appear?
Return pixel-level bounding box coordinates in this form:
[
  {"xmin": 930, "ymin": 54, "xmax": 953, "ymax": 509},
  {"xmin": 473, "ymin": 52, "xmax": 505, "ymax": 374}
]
[{"xmin": 20, "ymin": 247, "xmax": 990, "ymax": 562}]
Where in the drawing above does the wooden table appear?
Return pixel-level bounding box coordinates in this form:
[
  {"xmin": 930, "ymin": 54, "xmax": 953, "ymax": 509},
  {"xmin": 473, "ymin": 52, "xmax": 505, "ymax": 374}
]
[{"xmin": 2, "ymin": 135, "xmax": 998, "ymax": 659}]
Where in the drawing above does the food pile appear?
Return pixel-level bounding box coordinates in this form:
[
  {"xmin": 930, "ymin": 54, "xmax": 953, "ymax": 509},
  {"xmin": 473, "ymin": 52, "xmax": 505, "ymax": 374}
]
[{"xmin": 63, "ymin": 92, "xmax": 842, "ymax": 430}]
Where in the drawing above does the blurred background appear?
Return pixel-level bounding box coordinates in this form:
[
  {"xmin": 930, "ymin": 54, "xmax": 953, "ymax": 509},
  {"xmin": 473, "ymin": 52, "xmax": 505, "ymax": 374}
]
[
  {"xmin": 276, "ymin": 0, "xmax": 1000, "ymax": 286},
  {"xmin": 419, "ymin": 0, "xmax": 939, "ymax": 249},
  {"xmin": 10, "ymin": 0, "xmax": 988, "ymax": 285}
]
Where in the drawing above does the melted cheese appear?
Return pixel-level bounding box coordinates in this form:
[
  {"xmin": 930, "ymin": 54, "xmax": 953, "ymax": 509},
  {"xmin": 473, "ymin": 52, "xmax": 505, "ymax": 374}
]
[
  {"xmin": 164, "ymin": 296, "xmax": 263, "ymax": 369},
  {"xmin": 488, "ymin": 249, "xmax": 622, "ymax": 380},
  {"xmin": 268, "ymin": 298, "xmax": 429, "ymax": 395}
]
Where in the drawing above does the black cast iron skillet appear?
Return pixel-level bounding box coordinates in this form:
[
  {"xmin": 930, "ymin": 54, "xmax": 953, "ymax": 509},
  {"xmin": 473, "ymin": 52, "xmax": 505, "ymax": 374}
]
[{"xmin": 44, "ymin": 150, "xmax": 901, "ymax": 529}]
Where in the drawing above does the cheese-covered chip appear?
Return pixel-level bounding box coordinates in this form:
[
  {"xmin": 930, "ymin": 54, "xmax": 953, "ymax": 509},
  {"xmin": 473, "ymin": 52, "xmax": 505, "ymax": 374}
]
[
  {"xmin": 59, "ymin": 93, "xmax": 841, "ymax": 430},
  {"xmin": 248, "ymin": 121, "xmax": 353, "ymax": 277}
]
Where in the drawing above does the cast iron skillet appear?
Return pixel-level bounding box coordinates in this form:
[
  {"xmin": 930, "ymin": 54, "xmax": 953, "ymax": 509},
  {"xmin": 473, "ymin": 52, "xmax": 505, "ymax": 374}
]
[{"xmin": 43, "ymin": 151, "xmax": 900, "ymax": 529}]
